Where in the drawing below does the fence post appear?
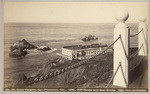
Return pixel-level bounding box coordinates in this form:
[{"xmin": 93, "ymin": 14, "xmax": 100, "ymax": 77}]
[
  {"xmin": 138, "ymin": 16, "xmax": 148, "ymax": 56},
  {"xmin": 113, "ymin": 10, "xmax": 130, "ymax": 88}
]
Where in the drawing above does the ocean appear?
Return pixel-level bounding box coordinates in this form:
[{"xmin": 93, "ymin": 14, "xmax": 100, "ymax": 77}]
[{"xmin": 4, "ymin": 23, "xmax": 138, "ymax": 88}]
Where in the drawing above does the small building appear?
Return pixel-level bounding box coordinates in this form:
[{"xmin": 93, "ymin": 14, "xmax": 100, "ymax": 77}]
[{"xmin": 59, "ymin": 43, "xmax": 112, "ymax": 60}]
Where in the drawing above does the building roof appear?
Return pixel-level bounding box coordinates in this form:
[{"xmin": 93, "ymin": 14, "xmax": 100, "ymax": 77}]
[{"xmin": 63, "ymin": 43, "xmax": 108, "ymax": 50}]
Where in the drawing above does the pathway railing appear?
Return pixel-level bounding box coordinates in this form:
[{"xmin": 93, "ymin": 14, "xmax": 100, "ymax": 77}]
[
  {"xmin": 105, "ymin": 62, "xmax": 128, "ymax": 88},
  {"xmin": 130, "ymin": 28, "xmax": 143, "ymax": 37},
  {"xmin": 105, "ymin": 27, "xmax": 145, "ymax": 88}
]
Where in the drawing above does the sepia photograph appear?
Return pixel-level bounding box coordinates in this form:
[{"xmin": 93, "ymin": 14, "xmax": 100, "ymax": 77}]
[{"xmin": 1, "ymin": 0, "xmax": 149, "ymax": 92}]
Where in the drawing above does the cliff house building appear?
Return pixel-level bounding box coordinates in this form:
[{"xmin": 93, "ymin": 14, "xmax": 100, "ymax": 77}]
[{"xmin": 58, "ymin": 43, "xmax": 112, "ymax": 60}]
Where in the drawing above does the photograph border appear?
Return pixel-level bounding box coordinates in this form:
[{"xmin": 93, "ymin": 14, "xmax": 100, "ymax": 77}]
[{"xmin": 0, "ymin": 0, "xmax": 150, "ymax": 94}]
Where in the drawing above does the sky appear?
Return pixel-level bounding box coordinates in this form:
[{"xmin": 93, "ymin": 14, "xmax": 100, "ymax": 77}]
[{"xmin": 4, "ymin": 2, "xmax": 148, "ymax": 23}]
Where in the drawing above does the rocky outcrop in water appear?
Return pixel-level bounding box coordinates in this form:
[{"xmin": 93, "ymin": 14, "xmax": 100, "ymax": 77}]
[
  {"xmin": 9, "ymin": 49, "xmax": 28, "ymax": 58},
  {"xmin": 9, "ymin": 39, "xmax": 53, "ymax": 57},
  {"xmin": 10, "ymin": 39, "xmax": 37, "ymax": 51},
  {"xmin": 37, "ymin": 46, "xmax": 51, "ymax": 51},
  {"xmin": 9, "ymin": 39, "xmax": 37, "ymax": 57}
]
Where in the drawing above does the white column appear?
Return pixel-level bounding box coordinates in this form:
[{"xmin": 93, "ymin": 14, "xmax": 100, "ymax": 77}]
[
  {"xmin": 113, "ymin": 10, "xmax": 130, "ymax": 88},
  {"xmin": 138, "ymin": 16, "xmax": 148, "ymax": 56}
]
